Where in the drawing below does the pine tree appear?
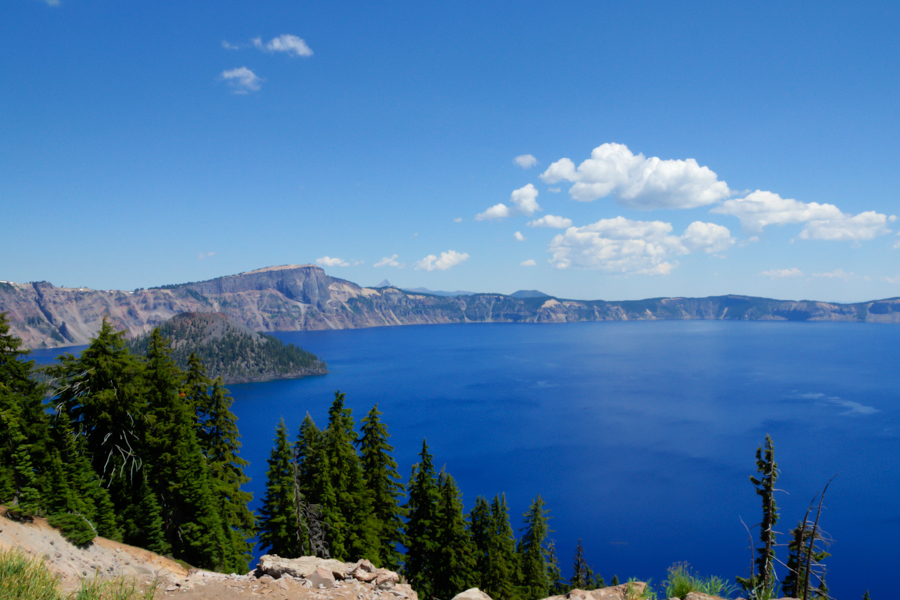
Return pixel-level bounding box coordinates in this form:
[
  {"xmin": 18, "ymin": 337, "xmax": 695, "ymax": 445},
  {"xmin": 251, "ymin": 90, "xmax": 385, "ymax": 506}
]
[
  {"xmin": 737, "ymin": 434, "xmax": 780, "ymax": 595},
  {"xmin": 259, "ymin": 419, "xmax": 305, "ymax": 557},
  {"xmin": 485, "ymin": 494, "xmax": 519, "ymax": 600},
  {"xmin": 610, "ymin": 575, "xmax": 619, "ymax": 586},
  {"xmin": 403, "ymin": 439, "xmax": 440, "ymax": 598},
  {"xmin": 863, "ymin": 590, "xmax": 870, "ymax": 600},
  {"xmin": 0, "ymin": 312, "xmax": 50, "ymax": 515},
  {"xmin": 142, "ymin": 328, "xmax": 224, "ymax": 569},
  {"xmin": 432, "ymin": 471, "xmax": 476, "ymax": 599},
  {"xmin": 322, "ymin": 391, "xmax": 378, "ymax": 562},
  {"xmin": 357, "ymin": 404, "xmax": 406, "ymax": 570},
  {"xmin": 570, "ymin": 540, "xmax": 590, "ymax": 590},
  {"xmin": 545, "ymin": 540, "xmax": 564, "ymax": 595},
  {"xmin": 294, "ymin": 413, "xmax": 333, "ymax": 557},
  {"xmin": 519, "ymin": 496, "xmax": 551, "ymax": 600},
  {"xmin": 199, "ymin": 377, "xmax": 255, "ymax": 573},
  {"xmin": 469, "ymin": 495, "xmax": 493, "ymax": 591}
]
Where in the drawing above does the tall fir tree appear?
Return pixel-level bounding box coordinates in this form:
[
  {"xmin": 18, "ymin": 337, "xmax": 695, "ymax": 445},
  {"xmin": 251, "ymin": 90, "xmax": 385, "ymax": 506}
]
[
  {"xmin": 322, "ymin": 391, "xmax": 378, "ymax": 562},
  {"xmin": 738, "ymin": 435, "xmax": 780, "ymax": 595},
  {"xmin": 468, "ymin": 495, "xmax": 494, "ymax": 592},
  {"xmin": 403, "ymin": 439, "xmax": 440, "ymax": 598},
  {"xmin": 259, "ymin": 419, "xmax": 305, "ymax": 558},
  {"xmin": 0, "ymin": 312, "xmax": 50, "ymax": 515},
  {"xmin": 545, "ymin": 540, "xmax": 565, "ymax": 595},
  {"xmin": 519, "ymin": 496, "xmax": 551, "ymax": 600},
  {"xmin": 485, "ymin": 494, "xmax": 519, "ymax": 600},
  {"xmin": 142, "ymin": 328, "xmax": 224, "ymax": 569},
  {"xmin": 432, "ymin": 471, "xmax": 476, "ymax": 599},
  {"xmin": 570, "ymin": 540, "xmax": 590, "ymax": 590},
  {"xmin": 357, "ymin": 403, "xmax": 406, "ymax": 570}
]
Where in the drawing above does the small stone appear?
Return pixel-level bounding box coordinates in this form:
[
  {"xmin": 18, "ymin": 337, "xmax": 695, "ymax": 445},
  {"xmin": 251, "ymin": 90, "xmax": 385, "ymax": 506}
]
[
  {"xmin": 259, "ymin": 575, "xmax": 275, "ymax": 584},
  {"xmin": 54, "ymin": 552, "xmax": 62, "ymax": 558}
]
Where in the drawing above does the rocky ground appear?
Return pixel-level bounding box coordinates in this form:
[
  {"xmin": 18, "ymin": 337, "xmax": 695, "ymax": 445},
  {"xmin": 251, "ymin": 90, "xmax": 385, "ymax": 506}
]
[{"xmin": 1, "ymin": 511, "xmax": 791, "ymax": 600}]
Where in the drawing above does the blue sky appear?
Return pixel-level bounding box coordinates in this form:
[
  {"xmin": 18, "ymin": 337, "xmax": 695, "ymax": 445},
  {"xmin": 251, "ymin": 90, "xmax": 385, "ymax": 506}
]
[{"xmin": 3, "ymin": 1, "xmax": 899, "ymax": 302}]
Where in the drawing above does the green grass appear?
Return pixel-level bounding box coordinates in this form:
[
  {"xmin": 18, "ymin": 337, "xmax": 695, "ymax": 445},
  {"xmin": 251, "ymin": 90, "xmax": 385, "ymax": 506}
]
[
  {"xmin": 664, "ymin": 563, "xmax": 736, "ymax": 599},
  {"xmin": 0, "ymin": 548, "xmax": 157, "ymax": 600}
]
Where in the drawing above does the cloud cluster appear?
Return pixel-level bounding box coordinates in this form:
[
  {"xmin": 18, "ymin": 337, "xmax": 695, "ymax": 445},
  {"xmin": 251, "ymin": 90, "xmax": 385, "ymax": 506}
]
[
  {"xmin": 415, "ymin": 250, "xmax": 469, "ymax": 271},
  {"xmin": 527, "ymin": 215, "xmax": 572, "ymax": 229},
  {"xmin": 514, "ymin": 154, "xmax": 538, "ymax": 169},
  {"xmin": 540, "ymin": 143, "xmax": 731, "ymax": 209},
  {"xmin": 521, "ymin": 259, "xmax": 537, "ymax": 267},
  {"xmin": 712, "ymin": 190, "xmax": 895, "ymax": 241},
  {"xmin": 547, "ymin": 217, "xmax": 733, "ymax": 274},
  {"xmin": 253, "ymin": 35, "xmax": 313, "ymax": 57},
  {"xmin": 316, "ymin": 256, "xmax": 349, "ymax": 267},
  {"xmin": 374, "ymin": 254, "xmax": 404, "ymax": 268},
  {"xmin": 221, "ymin": 67, "xmax": 262, "ymax": 93},
  {"xmin": 476, "ymin": 184, "xmax": 541, "ymax": 221},
  {"xmin": 514, "ymin": 231, "xmax": 526, "ymax": 241}
]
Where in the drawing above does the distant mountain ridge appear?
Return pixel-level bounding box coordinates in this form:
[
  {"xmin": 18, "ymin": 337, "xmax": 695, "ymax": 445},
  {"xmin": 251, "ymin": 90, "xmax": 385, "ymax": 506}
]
[
  {"xmin": 126, "ymin": 312, "xmax": 327, "ymax": 384},
  {"xmin": 2, "ymin": 264, "xmax": 900, "ymax": 349}
]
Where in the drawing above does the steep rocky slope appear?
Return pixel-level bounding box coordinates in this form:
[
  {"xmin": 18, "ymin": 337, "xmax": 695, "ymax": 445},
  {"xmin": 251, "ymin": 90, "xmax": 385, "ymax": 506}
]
[{"xmin": 2, "ymin": 265, "xmax": 899, "ymax": 349}]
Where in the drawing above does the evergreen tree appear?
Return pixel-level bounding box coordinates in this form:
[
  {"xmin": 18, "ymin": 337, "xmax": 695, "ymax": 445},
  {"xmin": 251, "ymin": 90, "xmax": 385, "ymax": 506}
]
[
  {"xmin": 322, "ymin": 391, "xmax": 377, "ymax": 562},
  {"xmin": 0, "ymin": 312, "xmax": 50, "ymax": 515},
  {"xmin": 142, "ymin": 328, "xmax": 224, "ymax": 568},
  {"xmin": 357, "ymin": 404, "xmax": 406, "ymax": 570},
  {"xmin": 183, "ymin": 352, "xmax": 212, "ymax": 433},
  {"xmin": 259, "ymin": 419, "xmax": 305, "ymax": 557},
  {"xmin": 130, "ymin": 474, "xmax": 169, "ymax": 556},
  {"xmin": 403, "ymin": 439, "xmax": 440, "ymax": 598},
  {"xmin": 863, "ymin": 590, "xmax": 870, "ymax": 600},
  {"xmin": 199, "ymin": 377, "xmax": 255, "ymax": 573},
  {"xmin": 545, "ymin": 540, "xmax": 564, "ymax": 595},
  {"xmin": 610, "ymin": 575, "xmax": 619, "ymax": 586},
  {"xmin": 485, "ymin": 494, "xmax": 519, "ymax": 600},
  {"xmin": 737, "ymin": 434, "xmax": 780, "ymax": 595},
  {"xmin": 468, "ymin": 495, "xmax": 493, "ymax": 591},
  {"xmin": 519, "ymin": 496, "xmax": 551, "ymax": 600},
  {"xmin": 570, "ymin": 540, "xmax": 590, "ymax": 590},
  {"xmin": 294, "ymin": 413, "xmax": 333, "ymax": 557},
  {"xmin": 432, "ymin": 471, "xmax": 477, "ymax": 599}
]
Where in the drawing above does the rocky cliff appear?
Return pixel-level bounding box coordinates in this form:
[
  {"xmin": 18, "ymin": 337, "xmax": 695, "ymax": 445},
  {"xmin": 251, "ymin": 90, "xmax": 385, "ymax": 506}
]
[{"xmin": 2, "ymin": 265, "xmax": 899, "ymax": 349}]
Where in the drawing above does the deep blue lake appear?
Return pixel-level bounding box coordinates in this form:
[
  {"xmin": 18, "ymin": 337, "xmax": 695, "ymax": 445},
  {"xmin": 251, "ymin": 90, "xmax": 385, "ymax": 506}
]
[{"xmin": 31, "ymin": 321, "xmax": 899, "ymax": 599}]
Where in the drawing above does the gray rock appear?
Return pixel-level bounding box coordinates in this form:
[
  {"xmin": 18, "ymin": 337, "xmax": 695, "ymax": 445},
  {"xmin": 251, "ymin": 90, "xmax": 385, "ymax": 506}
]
[{"xmin": 309, "ymin": 566, "xmax": 336, "ymax": 589}]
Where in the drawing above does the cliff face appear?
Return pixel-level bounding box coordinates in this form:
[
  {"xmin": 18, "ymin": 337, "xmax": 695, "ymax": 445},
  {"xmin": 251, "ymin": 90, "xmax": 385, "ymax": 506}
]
[{"xmin": 2, "ymin": 265, "xmax": 899, "ymax": 349}]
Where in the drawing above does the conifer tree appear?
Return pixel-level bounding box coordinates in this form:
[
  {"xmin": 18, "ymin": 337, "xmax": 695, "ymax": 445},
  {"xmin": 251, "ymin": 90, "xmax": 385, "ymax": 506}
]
[
  {"xmin": 545, "ymin": 540, "xmax": 564, "ymax": 595},
  {"xmin": 610, "ymin": 575, "xmax": 619, "ymax": 586},
  {"xmin": 432, "ymin": 471, "xmax": 476, "ymax": 599},
  {"xmin": 737, "ymin": 434, "xmax": 780, "ymax": 595},
  {"xmin": 358, "ymin": 404, "xmax": 406, "ymax": 570},
  {"xmin": 142, "ymin": 328, "xmax": 224, "ymax": 568},
  {"xmin": 519, "ymin": 496, "xmax": 551, "ymax": 600},
  {"xmin": 484, "ymin": 494, "xmax": 519, "ymax": 600},
  {"xmin": 259, "ymin": 419, "xmax": 305, "ymax": 557},
  {"xmin": 468, "ymin": 495, "xmax": 493, "ymax": 591},
  {"xmin": 294, "ymin": 413, "xmax": 336, "ymax": 557},
  {"xmin": 403, "ymin": 439, "xmax": 440, "ymax": 598},
  {"xmin": 570, "ymin": 540, "xmax": 589, "ymax": 590},
  {"xmin": 322, "ymin": 391, "xmax": 378, "ymax": 562},
  {"xmin": 130, "ymin": 474, "xmax": 169, "ymax": 556}
]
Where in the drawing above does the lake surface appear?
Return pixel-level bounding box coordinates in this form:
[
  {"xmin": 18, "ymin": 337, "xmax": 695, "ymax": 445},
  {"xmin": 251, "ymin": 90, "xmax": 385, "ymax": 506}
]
[{"xmin": 31, "ymin": 321, "xmax": 899, "ymax": 599}]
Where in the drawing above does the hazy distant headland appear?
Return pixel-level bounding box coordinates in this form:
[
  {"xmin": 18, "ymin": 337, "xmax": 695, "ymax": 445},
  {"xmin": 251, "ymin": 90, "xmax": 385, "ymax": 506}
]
[{"xmin": 2, "ymin": 264, "xmax": 899, "ymax": 349}]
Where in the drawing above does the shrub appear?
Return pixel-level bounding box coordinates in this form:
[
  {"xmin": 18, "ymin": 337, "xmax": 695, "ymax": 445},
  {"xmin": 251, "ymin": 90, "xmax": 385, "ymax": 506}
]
[{"xmin": 664, "ymin": 563, "xmax": 736, "ymax": 599}]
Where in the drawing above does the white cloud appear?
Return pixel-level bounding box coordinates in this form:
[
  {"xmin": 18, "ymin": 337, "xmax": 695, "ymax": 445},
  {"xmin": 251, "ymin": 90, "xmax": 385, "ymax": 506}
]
[
  {"xmin": 760, "ymin": 268, "xmax": 804, "ymax": 279},
  {"xmin": 415, "ymin": 250, "xmax": 469, "ymax": 271},
  {"xmin": 514, "ymin": 154, "xmax": 538, "ymax": 169},
  {"xmin": 476, "ymin": 184, "xmax": 541, "ymax": 221},
  {"xmin": 222, "ymin": 40, "xmax": 240, "ymax": 50},
  {"xmin": 681, "ymin": 221, "xmax": 734, "ymax": 254},
  {"xmin": 883, "ymin": 275, "xmax": 900, "ymax": 284},
  {"xmin": 454, "ymin": 217, "xmax": 463, "ymax": 223},
  {"xmin": 527, "ymin": 215, "xmax": 573, "ymax": 229},
  {"xmin": 546, "ymin": 217, "xmax": 733, "ymax": 274},
  {"xmin": 540, "ymin": 143, "xmax": 731, "ymax": 209},
  {"xmin": 221, "ymin": 67, "xmax": 262, "ymax": 93},
  {"xmin": 548, "ymin": 187, "xmax": 561, "ymax": 193},
  {"xmin": 316, "ymin": 256, "xmax": 349, "ymax": 267},
  {"xmin": 374, "ymin": 254, "xmax": 404, "ymax": 268},
  {"xmin": 253, "ymin": 34, "xmax": 313, "ymax": 57},
  {"xmin": 812, "ymin": 269, "xmax": 853, "ymax": 279},
  {"xmin": 197, "ymin": 252, "xmax": 215, "ymax": 260},
  {"xmin": 514, "ymin": 231, "xmax": 526, "ymax": 241},
  {"xmin": 521, "ymin": 259, "xmax": 537, "ymax": 267},
  {"xmin": 712, "ymin": 190, "xmax": 894, "ymax": 241},
  {"xmin": 475, "ymin": 203, "xmax": 513, "ymax": 221}
]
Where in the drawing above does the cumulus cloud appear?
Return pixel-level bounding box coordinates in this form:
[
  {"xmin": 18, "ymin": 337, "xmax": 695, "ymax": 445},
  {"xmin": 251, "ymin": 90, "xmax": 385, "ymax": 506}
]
[
  {"xmin": 476, "ymin": 184, "xmax": 541, "ymax": 221},
  {"xmin": 197, "ymin": 252, "xmax": 215, "ymax": 260},
  {"xmin": 540, "ymin": 143, "xmax": 731, "ymax": 209},
  {"xmin": 712, "ymin": 190, "xmax": 895, "ymax": 241},
  {"xmin": 514, "ymin": 154, "xmax": 538, "ymax": 169},
  {"xmin": 316, "ymin": 256, "xmax": 349, "ymax": 267},
  {"xmin": 454, "ymin": 217, "xmax": 463, "ymax": 223},
  {"xmin": 415, "ymin": 250, "xmax": 469, "ymax": 271},
  {"xmin": 527, "ymin": 215, "xmax": 573, "ymax": 229},
  {"xmin": 514, "ymin": 231, "xmax": 526, "ymax": 241},
  {"xmin": 547, "ymin": 217, "xmax": 734, "ymax": 274},
  {"xmin": 222, "ymin": 40, "xmax": 240, "ymax": 50},
  {"xmin": 521, "ymin": 259, "xmax": 537, "ymax": 266},
  {"xmin": 221, "ymin": 67, "xmax": 262, "ymax": 93},
  {"xmin": 253, "ymin": 34, "xmax": 313, "ymax": 57},
  {"xmin": 374, "ymin": 254, "xmax": 404, "ymax": 268},
  {"xmin": 760, "ymin": 268, "xmax": 804, "ymax": 279}
]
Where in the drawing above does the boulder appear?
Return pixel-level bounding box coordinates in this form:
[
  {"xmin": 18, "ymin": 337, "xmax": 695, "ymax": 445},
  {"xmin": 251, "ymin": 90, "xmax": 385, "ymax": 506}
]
[
  {"xmin": 451, "ymin": 589, "xmax": 494, "ymax": 600},
  {"xmin": 257, "ymin": 555, "xmax": 348, "ymax": 579},
  {"xmin": 544, "ymin": 583, "xmax": 647, "ymax": 600},
  {"xmin": 309, "ymin": 566, "xmax": 336, "ymax": 589}
]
